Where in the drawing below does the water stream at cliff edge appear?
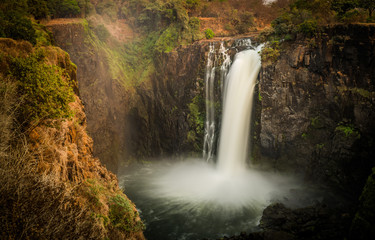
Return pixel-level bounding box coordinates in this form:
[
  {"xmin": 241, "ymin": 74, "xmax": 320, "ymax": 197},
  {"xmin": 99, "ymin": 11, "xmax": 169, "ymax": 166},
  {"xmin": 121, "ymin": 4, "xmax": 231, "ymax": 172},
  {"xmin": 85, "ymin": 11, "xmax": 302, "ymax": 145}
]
[{"xmin": 120, "ymin": 44, "xmax": 318, "ymax": 240}]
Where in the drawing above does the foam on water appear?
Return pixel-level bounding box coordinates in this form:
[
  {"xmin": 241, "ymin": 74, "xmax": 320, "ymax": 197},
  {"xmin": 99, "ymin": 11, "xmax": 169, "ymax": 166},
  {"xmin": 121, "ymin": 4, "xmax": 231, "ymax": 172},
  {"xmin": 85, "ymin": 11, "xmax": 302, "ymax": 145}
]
[{"xmin": 142, "ymin": 159, "xmax": 298, "ymax": 210}]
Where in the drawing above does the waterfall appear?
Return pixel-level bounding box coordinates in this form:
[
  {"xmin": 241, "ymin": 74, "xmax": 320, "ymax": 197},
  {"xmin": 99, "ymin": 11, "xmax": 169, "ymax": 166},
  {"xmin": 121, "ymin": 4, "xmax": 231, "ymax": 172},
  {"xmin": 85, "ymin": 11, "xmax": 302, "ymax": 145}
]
[
  {"xmin": 219, "ymin": 42, "xmax": 232, "ymax": 97},
  {"xmin": 121, "ymin": 38, "xmax": 308, "ymax": 240},
  {"xmin": 203, "ymin": 42, "xmax": 231, "ymax": 162},
  {"xmin": 202, "ymin": 39, "xmax": 262, "ymax": 172},
  {"xmin": 217, "ymin": 46, "xmax": 262, "ymax": 175},
  {"xmin": 123, "ymin": 40, "xmax": 311, "ymax": 240},
  {"xmin": 203, "ymin": 44, "xmax": 215, "ymax": 162}
]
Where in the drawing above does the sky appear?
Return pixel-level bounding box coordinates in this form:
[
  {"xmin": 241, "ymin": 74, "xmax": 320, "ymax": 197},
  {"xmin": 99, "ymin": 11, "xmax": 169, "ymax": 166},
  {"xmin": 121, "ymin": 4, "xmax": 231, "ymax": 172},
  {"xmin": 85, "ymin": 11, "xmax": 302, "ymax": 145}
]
[{"xmin": 263, "ymin": 0, "xmax": 278, "ymax": 5}]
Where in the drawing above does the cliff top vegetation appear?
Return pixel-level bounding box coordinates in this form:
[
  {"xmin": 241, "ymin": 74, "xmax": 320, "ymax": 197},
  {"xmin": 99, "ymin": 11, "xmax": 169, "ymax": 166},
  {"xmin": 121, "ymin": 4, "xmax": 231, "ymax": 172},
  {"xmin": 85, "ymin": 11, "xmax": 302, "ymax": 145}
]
[{"xmin": 259, "ymin": 0, "xmax": 375, "ymax": 63}]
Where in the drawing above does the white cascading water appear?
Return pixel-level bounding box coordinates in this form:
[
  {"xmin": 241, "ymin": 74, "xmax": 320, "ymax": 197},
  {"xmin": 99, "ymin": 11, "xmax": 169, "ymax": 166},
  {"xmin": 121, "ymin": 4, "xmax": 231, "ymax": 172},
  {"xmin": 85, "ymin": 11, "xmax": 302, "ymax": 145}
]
[
  {"xmin": 217, "ymin": 47, "xmax": 261, "ymax": 175},
  {"xmin": 203, "ymin": 43, "xmax": 216, "ymax": 162},
  {"xmin": 219, "ymin": 42, "xmax": 232, "ymax": 97},
  {"xmin": 203, "ymin": 42, "xmax": 232, "ymax": 162}
]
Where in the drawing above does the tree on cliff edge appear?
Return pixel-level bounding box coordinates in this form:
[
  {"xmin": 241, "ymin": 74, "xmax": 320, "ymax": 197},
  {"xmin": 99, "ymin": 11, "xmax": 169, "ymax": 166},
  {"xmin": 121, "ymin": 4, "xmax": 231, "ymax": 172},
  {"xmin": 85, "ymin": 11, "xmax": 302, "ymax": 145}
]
[{"xmin": 359, "ymin": 0, "xmax": 375, "ymax": 17}]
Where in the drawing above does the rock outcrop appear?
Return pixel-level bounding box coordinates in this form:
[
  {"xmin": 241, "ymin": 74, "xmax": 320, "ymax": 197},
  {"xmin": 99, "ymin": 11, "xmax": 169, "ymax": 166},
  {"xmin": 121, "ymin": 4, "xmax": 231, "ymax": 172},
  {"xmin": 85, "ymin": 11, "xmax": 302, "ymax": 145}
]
[
  {"xmin": 134, "ymin": 43, "xmax": 208, "ymax": 156},
  {"xmin": 258, "ymin": 24, "xmax": 375, "ymax": 194}
]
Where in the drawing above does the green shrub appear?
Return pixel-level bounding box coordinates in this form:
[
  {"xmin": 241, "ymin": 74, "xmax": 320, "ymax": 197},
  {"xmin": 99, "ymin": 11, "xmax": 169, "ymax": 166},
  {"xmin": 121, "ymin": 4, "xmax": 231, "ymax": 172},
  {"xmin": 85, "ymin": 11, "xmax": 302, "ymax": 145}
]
[
  {"xmin": 261, "ymin": 41, "xmax": 280, "ymax": 63},
  {"xmin": 271, "ymin": 11, "xmax": 296, "ymax": 37},
  {"xmin": 310, "ymin": 116, "xmax": 324, "ymax": 128},
  {"xmin": 187, "ymin": 17, "xmax": 201, "ymax": 41},
  {"xmin": 3, "ymin": 12, "xmax": 37, "ymax": 45},
  {"xmin": 205, "ymin": 28, "xmax": 215, "ymax": 39},
  {"xmin": 331, "ymin": 0, "xmax": 358, "ymax": 16},
  {"xmin": 96, "ymin": 1, "xmax": 118, "ymax": 21},
  {"xmin": 155, "ymin": 25, "xmax": 180, "ymax": 52},
  {"xmin": 261, "ymin": 47, "xmax": 280, "ymax": 63},
  {"xmin": 359, "ymin": 0, "xmax": 375, "ymax": 17},
  {"xmin": 33, "ymin": 21, "xmax": 54, "ymax": 46},
  {"xmin": 185, "ymin": 0, "xmax": 200, "ymax": 10},
  {"xmin": 9, "ymin": 53, "xmax": 74, "ymax": 122},
  {"xmin": 189, "ymin": 17, "xmax": 200, "ymax": 32},
  {"xmin": 48, "ymin": 0, "xmax": 81, "ymax": 18},
  {"xmin": 298, "ymin": 19, "xmax": 318, "ymax": 37},
  {"xmin": 94, "ymin": 24, "xmax": 110, "ymax": 42},
  {"xmin": 338, "ymin": 8, "xmax": 365, "ymax": 23},
  {"xmin": 188, "ymin": 94, "xmax": 204, "ymax": 137},
  {"xmin": 367, "ymin": 15, "xmax": 375, "ymax": 22},
  {"xmin": 109, "ymin": 195, "xmax": 144, "ymax": 233},
  {"xmin": 77, "ymin": 0, "xmax": 93, "ymax": 17},
  {"xmin": 27, "ymin": 0, "xmax": 49, "ymax": 19},
  {"xmin": 335, "ymin": 123, "xmax": 361, "ymax": 139},
  {"xmin": 236, "ymin": 11, "xmax": 255, "ymax": 34}
]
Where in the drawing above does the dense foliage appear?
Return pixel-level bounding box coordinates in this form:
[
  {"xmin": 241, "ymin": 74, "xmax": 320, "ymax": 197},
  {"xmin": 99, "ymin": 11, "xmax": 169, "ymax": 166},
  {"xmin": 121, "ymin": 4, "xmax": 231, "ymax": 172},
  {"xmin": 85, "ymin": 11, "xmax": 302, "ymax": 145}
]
[
  {"xmin": 0, "ymin": 1, "xmax": 37, "ymax": 44},
  {"xmin": 268, "ymin": 0, "xmax": 375, "ymax": 42},
  {"xmin": 121, "ymin": 0, "xmax": 203, "ymax": 52},
  {"xmin": 0, "ymin": 0, "xmax": 84, "ymax": 44},
  {"xmin": 6, "ymin": 51, "xmax": 75, "ymax": 123},
  {"xmin": 204, "ymin": 28, "xmax": 215, "ymax": 39}
]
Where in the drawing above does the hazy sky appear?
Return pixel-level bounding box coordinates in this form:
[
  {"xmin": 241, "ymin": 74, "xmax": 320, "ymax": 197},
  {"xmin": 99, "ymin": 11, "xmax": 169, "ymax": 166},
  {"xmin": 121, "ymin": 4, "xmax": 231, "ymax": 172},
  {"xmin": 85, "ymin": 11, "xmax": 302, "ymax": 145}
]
[{"xmin": 263, "ymin": 0, "xmax": 278, "ymax": 4}]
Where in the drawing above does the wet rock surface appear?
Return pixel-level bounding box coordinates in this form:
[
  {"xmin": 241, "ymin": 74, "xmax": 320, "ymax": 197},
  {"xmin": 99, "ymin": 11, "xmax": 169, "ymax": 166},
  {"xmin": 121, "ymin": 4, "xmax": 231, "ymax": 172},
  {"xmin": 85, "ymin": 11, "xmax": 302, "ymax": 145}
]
[
  {"xmin": 214, "ymin": 202, "xmax": 353, "ymax": 240},
  {"xmin": 258, "ymin": 24, "xmax": 375, "ymax": 195}
]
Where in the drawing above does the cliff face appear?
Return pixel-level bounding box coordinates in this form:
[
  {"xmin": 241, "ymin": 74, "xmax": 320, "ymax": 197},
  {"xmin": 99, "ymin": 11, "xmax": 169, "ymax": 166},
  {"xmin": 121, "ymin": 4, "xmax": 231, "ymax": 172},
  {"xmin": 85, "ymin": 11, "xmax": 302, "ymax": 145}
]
[
  {"xmin": 258, "ymin": 24, "xmax": 375, "ymax": 193},
  {"xmin": 0, "ymin": 39, "xmax": 144, "ymax": 239},
  {"xmin": 46, "ymin": 18, "xmax": 375, "ymax": 196},
  {"xmin": 133, "ymin": 43, "xmax": 208, "ymax": 157},
  {"xmin": 46, "ymin": 19, "xmax": 131, "ymax": 172},
  {"xmin": 47, "ymin": 20, "xmax": 209, "ymax": 171}
]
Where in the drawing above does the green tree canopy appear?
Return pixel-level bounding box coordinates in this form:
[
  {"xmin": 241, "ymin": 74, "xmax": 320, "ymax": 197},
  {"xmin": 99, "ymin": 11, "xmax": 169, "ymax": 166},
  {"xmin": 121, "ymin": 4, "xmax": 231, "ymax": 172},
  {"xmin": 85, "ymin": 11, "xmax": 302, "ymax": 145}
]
[
  {"xmin": 331, "ymin": 0, "xmax": 358, "ymax": 16},
  {"xmin": 27, "ymin": 0, "xmax": 49, "ymax": 19},
  {"xmin": 358, "ymin": 0, "xmax": 375, "ymax": 17}
]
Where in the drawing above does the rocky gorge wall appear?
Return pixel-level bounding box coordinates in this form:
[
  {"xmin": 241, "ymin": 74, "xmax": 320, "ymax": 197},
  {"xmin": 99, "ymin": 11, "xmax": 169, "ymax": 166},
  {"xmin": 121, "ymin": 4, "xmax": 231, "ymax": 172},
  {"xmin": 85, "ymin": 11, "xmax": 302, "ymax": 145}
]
[
  {"xmin": 47, "ymin": 18, "xmax": 375, "ymax": 198},
  {"xmin": 47, "ymin": 19, "xmax": 210, "ymax": 172},
  {"xmin": 258, "ymin": 24, "xmax": 375, "ymax": 194},
  {"xmin": 46, "ymin": 19, "xmax": 131, "ymax": 172}
]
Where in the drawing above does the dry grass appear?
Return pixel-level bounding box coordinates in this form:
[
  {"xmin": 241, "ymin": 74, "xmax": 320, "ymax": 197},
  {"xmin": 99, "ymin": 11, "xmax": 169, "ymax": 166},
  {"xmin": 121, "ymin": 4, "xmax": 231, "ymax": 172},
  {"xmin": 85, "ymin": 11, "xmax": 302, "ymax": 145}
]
[
  {"xmin": 0, "ymin": 44, "xmax": 144, "ymax": 239},
  {"xmin": 0, "ymin": 78, "xmax": 103, "ymax": 239},
  {"xmin": 0, "ymin": 77, "xmax": 16, "ymax": 158}
]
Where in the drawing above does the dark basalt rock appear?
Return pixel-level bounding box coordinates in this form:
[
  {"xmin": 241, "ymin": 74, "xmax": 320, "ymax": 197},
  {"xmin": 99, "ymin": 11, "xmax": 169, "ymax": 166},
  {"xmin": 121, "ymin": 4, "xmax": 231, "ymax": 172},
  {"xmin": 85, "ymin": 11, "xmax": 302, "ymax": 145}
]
[
  {"xmin": 259, "ymin": 203, "xmax": 352, "ymax": 239},
  {"xmin": 217, "ymin": 202, "xmax": 353, "ymax": 240},
  {"xmin": 257, "ymin": 24, "xmax": 375, "ymax": 196}
]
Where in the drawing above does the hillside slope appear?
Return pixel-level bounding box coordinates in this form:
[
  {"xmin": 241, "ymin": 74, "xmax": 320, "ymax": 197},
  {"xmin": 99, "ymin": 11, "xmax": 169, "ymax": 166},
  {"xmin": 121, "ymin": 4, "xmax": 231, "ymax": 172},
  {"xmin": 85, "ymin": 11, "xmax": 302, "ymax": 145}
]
[{"xmin": 0, "ymin": 38, "xmax": 144, "ymax": 239}]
